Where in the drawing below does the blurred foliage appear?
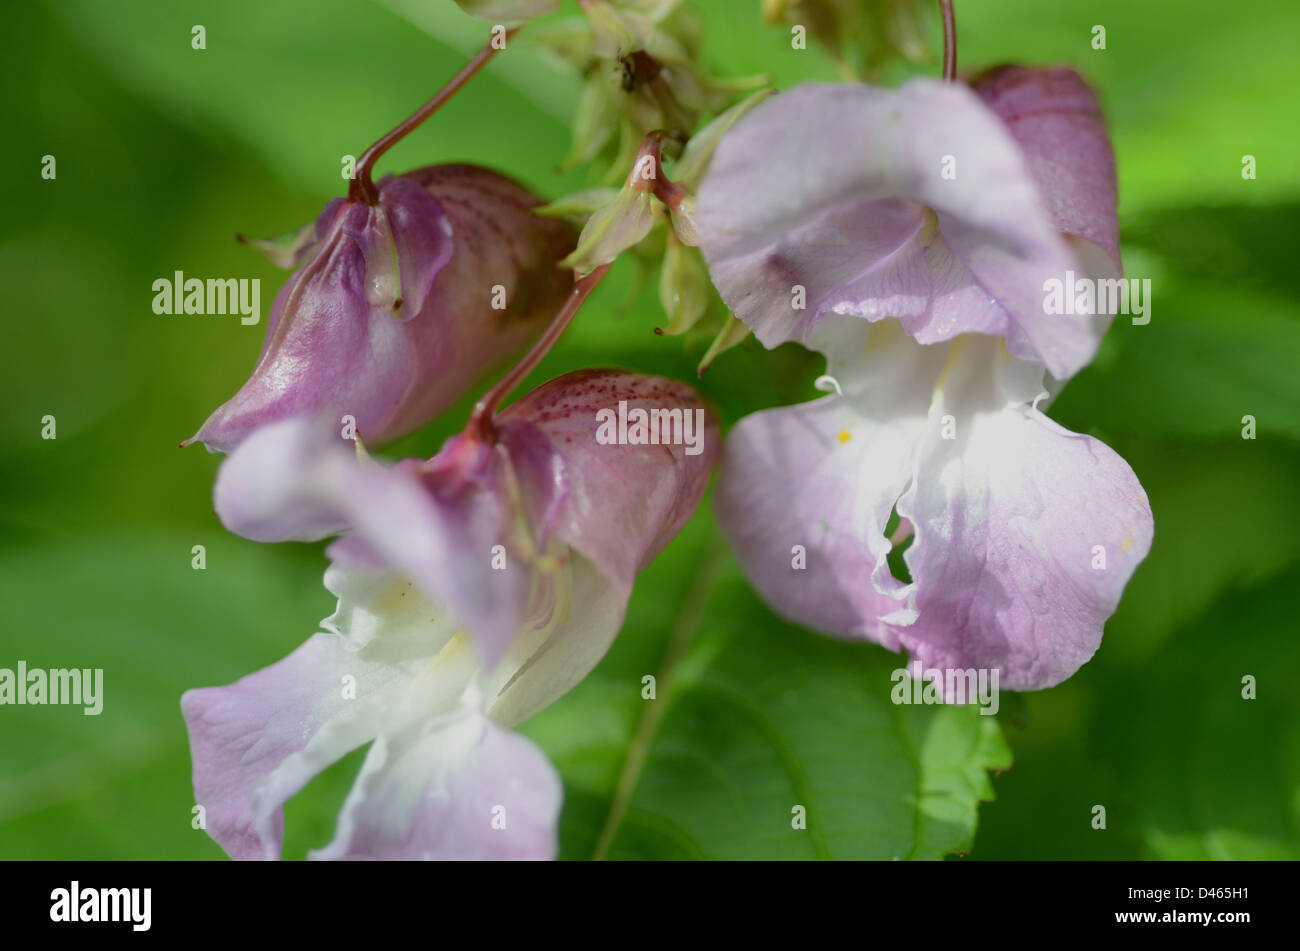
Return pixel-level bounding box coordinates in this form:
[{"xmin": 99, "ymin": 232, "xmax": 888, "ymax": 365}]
[{"xmin": 1, "ymin": 0, "xmax": 1297, "ymax": 859}]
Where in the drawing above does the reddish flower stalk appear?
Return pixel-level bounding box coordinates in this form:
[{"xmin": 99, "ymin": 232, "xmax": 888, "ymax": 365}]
[
  {"xmin": 630, "ymin": 130, "xmax": 689, "ymax": 208},
  {"xmin": 940, "ymin": 0, "xmax": 957, "ymax": 81},
  {"xmin": 467, "ymin": 264, "xmax": 612, "ymax": 441},
  {"xmin": 348, "ymin": 28, "xmax": 520, "ymax": 205}
]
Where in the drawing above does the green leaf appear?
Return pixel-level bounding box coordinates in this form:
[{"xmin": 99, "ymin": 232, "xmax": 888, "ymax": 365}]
[
  {"xmin": 972, "ymin": 565, "xmax": 1300, "ymax": 860},
  {"xmin": 1118, "ymin": 568, "xmax": 1300, "ymax": 860},
  {"xmin": 1090, "ymin": 438, "xmax": 1300, "ymax": 663},
  {"xmin": 520, "ymin": 514, "xmax": 1011, "ymax": 860},
  {"xmin": 53, "ymin": 0, "xmax": 583, "ymax": 199},
  {"xmin": 0, "ymin": 535, "xmax": 329, "ymax": 859},
  {"xmin": 1052, "ymin": 286, "xmax": 1300, "ymax": 447}
]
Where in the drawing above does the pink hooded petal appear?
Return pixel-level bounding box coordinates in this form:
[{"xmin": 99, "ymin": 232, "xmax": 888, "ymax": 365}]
[
  {"xmin": 214, "ymin": 369, "xmax": 717, "ymax": 667},
  {"xmin": 403, "ymin": 431, "xmax": 555, "ymax": 667},
  {"xmin": 181, "ymin": 632, "xmax": 414, "ymax": 860},
  {"xmin": 212, "ymin": 416, "xmax": 378, "ymax": 542},
  {"xmin": 215, "ymin": 417, "xmax": 534, "ymax": 668},
  {"xmin": 381, "ymin": 166, "xmax": 578, "ymax": 439},
  {"xmin": 415, "ymin": 369, "xmax": 718, "ymax": 665},
  {"xmin": 498, "ymin": 369, "xmax": 720, "ymax": 594},
  {"xmin": 971, "ymin": 65, "xmax": 1119, "ymax": 267},
  {"xmin": 310, "ymin": 709, "xmax": 561, "ymax": 861},
  {"xmin": 191, "ymin": 166, "xmax": 574, "ymax": 453},
  {"xmin": 697, "ymin": 80, "xmax": 1102, "ymax": 379},
  {"xmin": 893, "ymin": 405, "xmax": 1153, "ymax": 690}
]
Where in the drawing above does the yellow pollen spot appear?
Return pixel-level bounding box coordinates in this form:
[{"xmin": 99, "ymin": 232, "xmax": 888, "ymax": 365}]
[
  {"xmin": 838, "ymin": 429, "xmax": 852, "ymax": 444},
  {"xmin": 1120, "ymin": 534, "xmax": 1135, "ymax": 553}
]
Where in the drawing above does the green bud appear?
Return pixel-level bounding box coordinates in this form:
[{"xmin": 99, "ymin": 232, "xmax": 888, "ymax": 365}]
[
  {"xmin": 560, "ymin": 185, "xmax": 657, "ymax": 276},
  {"xmin": 535, "ymin": 187, "xmax": 621, "ymax": 224},
  {"xmin": 668, "ymin": 193, "xmax": 699, "ymax": 246},
  {"xmin": 657, "ymin": 236, "xmax": 710, "ymax": 335},
  {"xmin": 583, "ymin": 0, "xmax": 654, "ymax": 57},
  {"xmin": 766, "ymin": 0, "xmax": 934, "ymax": 79},
  {"xmin": 560, "ymin": 71, "xmax": 622, "ymax": 171},
  {"xmin": 524, "ymin": 17, "xmax": 596, "ymax": 66},
  {"xmin": 698, "ymin": 313, "xmax": 750, "ymax": 375}
]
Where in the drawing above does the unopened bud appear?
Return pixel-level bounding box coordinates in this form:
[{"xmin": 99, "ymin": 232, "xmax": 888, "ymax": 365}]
[{"xmin": 188, "ymin": 166, "xmax": 575, "ymax": 453}]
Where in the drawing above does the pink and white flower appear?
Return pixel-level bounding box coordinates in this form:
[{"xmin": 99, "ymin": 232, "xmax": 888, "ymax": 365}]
[
  {"xmin": 183, "ymin": 370, "xmax": 717, "ymax": 859},
  {"xmin": 698, "ymin": 68, "xmax": 1152, "ymax": 690}
]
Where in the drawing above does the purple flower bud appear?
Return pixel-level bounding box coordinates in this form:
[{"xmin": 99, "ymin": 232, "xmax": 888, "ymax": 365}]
[{"xmin": 187, "ymin": 165, "xmax": 575, "ymax": 452}]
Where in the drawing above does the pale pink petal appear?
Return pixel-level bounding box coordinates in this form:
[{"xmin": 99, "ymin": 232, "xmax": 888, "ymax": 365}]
[
  {"xmin": 972, "ymin": 65, "xmax": 1119, "ymax": 267},
  {"xmin": 215, "ymin": 418, "xmax": 533, "ymax": 668},
  {"xmin": 698, "ymin": 80, "xmax": 1103, "ymax": 379},
  {"xmin": 310, "ymin": 709, "xmax": 561, "ymax": 861},
  {"xmin": 181, "ymin": 632, "xmax": 416, "ymax": 860},
  {"xmin": 498, "ymin": 369, "xmax": 720, "ymax": 592},
  {"xmin": 714, "ymin": 320, "xmax": 946, "ymax": 641},
  {"xmin": 894, "ymin": 401, "xmax": 1153, "ymax": 690}
]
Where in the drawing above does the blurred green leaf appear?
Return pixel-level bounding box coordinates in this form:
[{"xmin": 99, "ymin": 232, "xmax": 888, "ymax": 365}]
[
  {"xmin": 53, "ymin": 0, "xmax": 582, "ymax": 200},
  {"xmin": 1096, "ymin": 439, "xmax": 1300, "ymax": 662},
  {"xmin": 1123, "ymin": 203, "xmax": 1300, "ymax": 301},
  {"xmin": 958, "ymin": 0, "xmax": 1300, "ymax": 212},
  {"xmin": 973, "ymin": 565, "xmax": 1300, "ymax": 860},
  {"xmin": 1053, "ymin": 284, "xmax": 1300, "ymax": 445},
  {"xmin": 0, "ymin": 535, "xmax": 328, "ymax": 858},
  {"xmin": 1120, "ymin": 568, "xmax": 1300, "ymax": 859}
]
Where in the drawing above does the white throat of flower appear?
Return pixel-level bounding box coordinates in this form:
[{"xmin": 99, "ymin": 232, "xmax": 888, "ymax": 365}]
[{"xmin": 806, "ymin": 315, "xmax": 1051, "ymax": 626}]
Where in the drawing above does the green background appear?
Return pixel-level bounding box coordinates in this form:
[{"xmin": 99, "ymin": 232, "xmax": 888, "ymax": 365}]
[{"xmin": 2, "ymin": 0, "xmax": 1297, "ymax": 859}]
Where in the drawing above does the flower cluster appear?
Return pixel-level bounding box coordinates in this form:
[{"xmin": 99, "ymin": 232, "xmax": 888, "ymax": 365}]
[
  {"xmin": 182, "ymin": 2, "xmax": 1153, "ymax": 861},
  {"xmin": 182, "ymin": 24, "xmax": 719, "ymax": 861},
  {"xmin": 187, "ymin": 371, "xmax": 715, "ymax": 859}
]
